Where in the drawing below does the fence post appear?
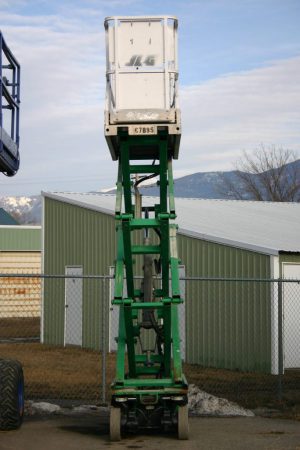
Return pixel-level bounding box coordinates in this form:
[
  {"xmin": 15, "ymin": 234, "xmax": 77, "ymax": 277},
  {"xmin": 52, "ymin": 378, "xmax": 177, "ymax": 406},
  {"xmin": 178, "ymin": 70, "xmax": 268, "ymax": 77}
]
[
  {"xmin": 277, "ymin": 279, "xmax": 283, "ymax": 401},
  {"xmin": 101, "ymin": 277, "xmax": 107, "ymax": 404}
]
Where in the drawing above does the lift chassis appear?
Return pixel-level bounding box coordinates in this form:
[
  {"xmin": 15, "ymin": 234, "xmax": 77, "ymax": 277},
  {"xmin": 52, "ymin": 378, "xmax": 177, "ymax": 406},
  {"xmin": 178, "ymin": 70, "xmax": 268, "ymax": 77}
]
[{"xmin": 104, "ymin": 16, "xmax": 188, "ymax": 440}]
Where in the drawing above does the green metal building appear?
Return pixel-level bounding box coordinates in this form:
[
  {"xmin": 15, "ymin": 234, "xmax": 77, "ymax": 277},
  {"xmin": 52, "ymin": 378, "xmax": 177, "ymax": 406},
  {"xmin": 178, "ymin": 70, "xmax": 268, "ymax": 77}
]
[
  {"xmin": 0, "ymin": 225, "xmax": 41, "ymax": 252},
  {"xmin": 42, "ymin": 192, "xmax": 300, "ymax": 374}
]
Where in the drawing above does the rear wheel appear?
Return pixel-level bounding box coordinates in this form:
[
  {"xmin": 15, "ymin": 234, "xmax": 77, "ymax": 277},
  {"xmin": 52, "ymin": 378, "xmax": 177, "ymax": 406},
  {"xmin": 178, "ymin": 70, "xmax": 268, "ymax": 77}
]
[
  {"xmin": 110, "ymin": 406, "xmax": 121, "ymax": 441},
  {"xmin": 178, "ymin": 404, "xmax": 189, "ymax": 440},
  {"xmin": 0, "ymin": 359, "xmax": 24, "ymax": 430}
]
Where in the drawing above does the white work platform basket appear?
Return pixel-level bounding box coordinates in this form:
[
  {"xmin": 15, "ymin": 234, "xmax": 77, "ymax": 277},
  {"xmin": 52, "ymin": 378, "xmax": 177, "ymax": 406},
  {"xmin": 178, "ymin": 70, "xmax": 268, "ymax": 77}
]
[{"xmin": 104, "ymin": 16, "xmax": 181, "ymax": 160}]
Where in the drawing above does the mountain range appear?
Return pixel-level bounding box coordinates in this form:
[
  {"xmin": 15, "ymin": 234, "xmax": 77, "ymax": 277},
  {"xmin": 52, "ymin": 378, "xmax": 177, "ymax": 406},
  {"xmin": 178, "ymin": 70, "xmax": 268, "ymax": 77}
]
[
  {"xmin": 1, "ymin": 160, "xmax": 299, "ymax": 225},
  {"xmin": 0, "ymin": 195, "xmax": 42, "ymax": 225}
]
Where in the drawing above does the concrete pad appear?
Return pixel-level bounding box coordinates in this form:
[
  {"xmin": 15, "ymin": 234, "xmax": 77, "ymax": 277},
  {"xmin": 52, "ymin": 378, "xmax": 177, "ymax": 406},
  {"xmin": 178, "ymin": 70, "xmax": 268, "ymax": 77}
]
[{"xmin": 0, "ymin": 413, "xmax": 299, "ymax": 450}]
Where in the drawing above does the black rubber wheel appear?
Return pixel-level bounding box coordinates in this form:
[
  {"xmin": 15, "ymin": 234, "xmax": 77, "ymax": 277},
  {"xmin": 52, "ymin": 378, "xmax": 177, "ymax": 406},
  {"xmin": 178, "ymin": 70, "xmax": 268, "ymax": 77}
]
[
  {"xmin": 178, "ymin": 404, "xmax": 189, "ymax": 440},
  {"xmin": 0, "ymin": 359, "xmax": 24, "ymax": 430},
  {"xmin": 110, "ymin": 406, "xmax": 121, "ymax": 441}
]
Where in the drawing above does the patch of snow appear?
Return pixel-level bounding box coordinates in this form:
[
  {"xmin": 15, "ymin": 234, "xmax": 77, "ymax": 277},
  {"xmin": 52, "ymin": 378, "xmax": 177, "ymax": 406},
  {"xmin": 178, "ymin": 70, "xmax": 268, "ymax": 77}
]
[
  {"xmin": 6, "ymin": 196, "xmax": 32, "ymax": 207},
  {"xmin": 188, "ymin": 384, "xmax": 254, "ymax": 417},
  {"xmin": 72, "ymin": 405, "xmax": 109, "ymax": 414},
  {"xmin": 31, "ymin": 402, "xmax": 61, "ymax": 414},
  {"xmin": 26, "ymin": 387, "xmax": 254, "ymax": 419}
]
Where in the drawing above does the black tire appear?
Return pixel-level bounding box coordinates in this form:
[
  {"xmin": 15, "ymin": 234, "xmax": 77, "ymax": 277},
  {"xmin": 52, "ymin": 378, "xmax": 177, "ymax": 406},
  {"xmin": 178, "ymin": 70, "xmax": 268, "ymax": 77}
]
[
  {"xmin": 178, "ymin": 404, "xmax": 189, "ymax": 440},
  {"xmin": 110, "ymin": 406, "xmax": 121, "ymax": 441},
  {"xmin": 0, "ymin": 359, "xmax": 24, "ymax": 430}
]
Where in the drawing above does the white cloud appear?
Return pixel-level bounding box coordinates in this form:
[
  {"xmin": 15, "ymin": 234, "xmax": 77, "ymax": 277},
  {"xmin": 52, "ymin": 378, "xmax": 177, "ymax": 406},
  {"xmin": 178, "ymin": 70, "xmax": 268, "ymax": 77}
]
[
  {"xmin": 0, "ymin": 9, "xmax": 109, "ymax": 194},
  {"xmin": 1, "ymin": 5, "xmax": 299, "ymax": 194},
  {"xmin": 179, "ymin": 56, "xmax": 300, "ymax": 173}
]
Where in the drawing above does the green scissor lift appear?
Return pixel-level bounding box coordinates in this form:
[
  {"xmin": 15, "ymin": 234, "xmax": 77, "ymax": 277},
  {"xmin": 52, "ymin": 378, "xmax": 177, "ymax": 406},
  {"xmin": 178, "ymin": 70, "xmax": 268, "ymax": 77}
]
[
  {"xmin": 109, "ymin": 131, "xmax": 188, "ymax": 440},
  {"xmin": 104, "ymin": 15, "xmax": 188, "ymax": 440}
]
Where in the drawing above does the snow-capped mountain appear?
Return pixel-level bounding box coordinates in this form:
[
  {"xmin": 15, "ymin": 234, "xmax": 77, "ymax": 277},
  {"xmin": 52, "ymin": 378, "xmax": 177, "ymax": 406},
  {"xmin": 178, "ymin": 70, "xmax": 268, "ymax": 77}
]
[{"xmin": 0, "ymin": 196, "xmax": 42, "ymax": 225}]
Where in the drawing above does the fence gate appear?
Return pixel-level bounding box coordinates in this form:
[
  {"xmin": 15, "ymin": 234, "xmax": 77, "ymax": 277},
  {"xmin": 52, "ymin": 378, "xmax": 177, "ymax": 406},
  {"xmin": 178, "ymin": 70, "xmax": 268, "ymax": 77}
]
[
  {"xmin": 283, "ymin": 264, "xmax": 300, "ymax": 369},
  {"xmin": 64, "ymin": 266, "xmax": 83, "ymax": 346}
]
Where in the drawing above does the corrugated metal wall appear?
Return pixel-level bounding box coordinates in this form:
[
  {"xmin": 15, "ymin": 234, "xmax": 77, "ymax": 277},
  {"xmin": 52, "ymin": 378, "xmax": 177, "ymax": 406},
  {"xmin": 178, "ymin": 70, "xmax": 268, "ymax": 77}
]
[
  {"xmin": 0, "ymin": 252, "xmax": 41, "ymax": 317},
  {"xmin": 44, "ymin": 197, "xmax": 273, "ymax": 372},
  {"xmin": 0, "ymin": 227, "xmax": 41, "ymax": 251},
  {"xmin": 177, "ymin": 234, "xmax": 271, "ymax": 372},
  {"xmin": 0, "ymin": 227, "xmax": 41, "ymax": 318},
  {"xmin": 43, "ymin": 198, "xmax": 116, "ymax": 349}
]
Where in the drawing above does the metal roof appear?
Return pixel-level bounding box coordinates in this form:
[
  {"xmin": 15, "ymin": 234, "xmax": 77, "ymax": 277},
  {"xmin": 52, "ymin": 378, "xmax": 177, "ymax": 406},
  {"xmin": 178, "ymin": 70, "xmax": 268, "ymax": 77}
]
[{"xmin": 42, "ymin": 192, "xmax": 300, "ymax": 256}]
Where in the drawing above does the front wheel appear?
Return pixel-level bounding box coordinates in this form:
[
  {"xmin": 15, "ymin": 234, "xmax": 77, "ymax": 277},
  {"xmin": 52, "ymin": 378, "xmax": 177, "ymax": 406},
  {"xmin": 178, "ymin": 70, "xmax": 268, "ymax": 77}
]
[
  {"xmin": 178, "ymin": 404, "xmax": 189, "ymax": 440},
  {"xmin": 0, "ymin": 359, "xmax": 24, "ymax": 430},
  {"xmin": 110, "ymin": 406, "xmax": 121, "ymax": 441}
]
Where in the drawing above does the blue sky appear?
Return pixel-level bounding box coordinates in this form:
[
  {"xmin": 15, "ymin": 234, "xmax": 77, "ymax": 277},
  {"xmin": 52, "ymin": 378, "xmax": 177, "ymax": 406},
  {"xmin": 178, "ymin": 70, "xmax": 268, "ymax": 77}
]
[{"xmin": 0, "ymin": 0, "xmax": 299, "ymax": 195}]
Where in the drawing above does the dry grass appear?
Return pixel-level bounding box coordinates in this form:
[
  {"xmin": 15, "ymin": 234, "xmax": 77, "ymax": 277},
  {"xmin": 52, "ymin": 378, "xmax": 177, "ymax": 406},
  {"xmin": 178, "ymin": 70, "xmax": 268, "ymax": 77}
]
[
  {"xmin": 0, "ymin": 318, "xmax": 40, "ymax": 339},
  {"xmin": 0, "ymin": 343, "xmax": 112, "ymax": 401},
  {"xmin": 0, "ymin": 320, "xmax": 299, "ymax": 417},
  {"xmin": 0, "ymin": 341, "xmax": 300, "ymax": 420}
]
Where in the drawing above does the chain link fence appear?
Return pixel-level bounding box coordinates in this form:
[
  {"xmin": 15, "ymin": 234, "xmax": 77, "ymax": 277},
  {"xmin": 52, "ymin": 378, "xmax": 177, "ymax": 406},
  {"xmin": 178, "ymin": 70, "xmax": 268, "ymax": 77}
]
[
  {"xmin": 0, "ymin": 274, "xmax": 299, "ymax": 411},
  {"xmin": 182, "ymin": 277, "xmax": 300, "ymax": 410}
]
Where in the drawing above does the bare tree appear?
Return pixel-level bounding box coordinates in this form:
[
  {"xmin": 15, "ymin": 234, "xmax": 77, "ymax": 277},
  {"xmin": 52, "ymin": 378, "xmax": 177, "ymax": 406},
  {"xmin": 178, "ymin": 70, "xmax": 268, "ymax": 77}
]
[{"xmin": 222, "ymin": 145, "xmax": 300, "ymax": 202}]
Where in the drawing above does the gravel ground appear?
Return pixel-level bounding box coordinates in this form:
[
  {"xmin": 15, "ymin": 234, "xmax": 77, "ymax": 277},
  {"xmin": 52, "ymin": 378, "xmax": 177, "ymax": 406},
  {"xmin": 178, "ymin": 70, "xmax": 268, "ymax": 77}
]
[{"xmin": 9, "ymin": 393, "xmax": 297, "ymax": 450}]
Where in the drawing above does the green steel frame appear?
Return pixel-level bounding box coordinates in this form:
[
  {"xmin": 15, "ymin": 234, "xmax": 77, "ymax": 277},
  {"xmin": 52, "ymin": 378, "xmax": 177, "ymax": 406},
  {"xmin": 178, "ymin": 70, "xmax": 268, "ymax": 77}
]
[{"xmin": 111, "ymin": 131, "xmax": 188, "ymax": 402}]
